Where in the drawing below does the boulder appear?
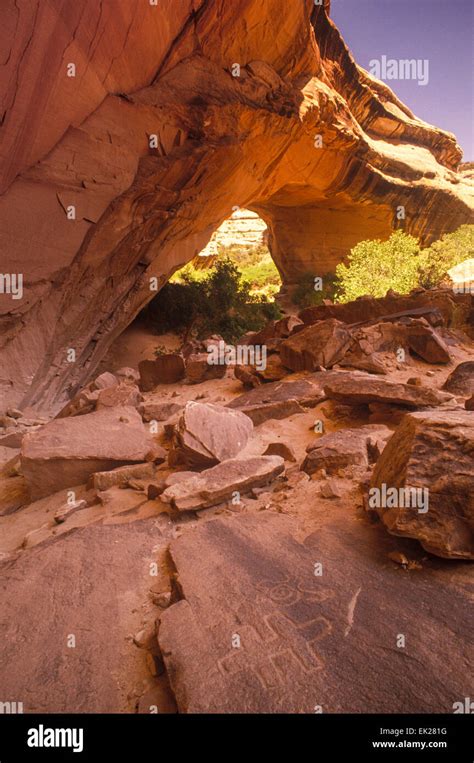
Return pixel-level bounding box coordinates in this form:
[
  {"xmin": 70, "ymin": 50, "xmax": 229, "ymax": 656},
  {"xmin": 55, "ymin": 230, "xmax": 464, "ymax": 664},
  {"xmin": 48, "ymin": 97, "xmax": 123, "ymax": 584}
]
[
  {"xmin": 245, "ymin": 316, "xmax": 303, "ymax": 345},
  {"xmin": 55, "ymin": 371, "xmax": 122, "ymax": 419},
  {"xmin": 279, "ymin": 319, "xmax": 352, "ymax": 372},
  {"xmin": 234, "ymin": 365, "xmax": 262, "ymax": 389},
  {"xmin": 54, "ymin": 499, "xmax": 88, "ymax": 524},
  {"xmin": 443, "ymin": 361, "xmax": 474, "ymax": 396},
  {"xmin": 256, "ymin": 354, "xmax": 291, "ymax": 383},
  {"xmin": 91, "ymin": 372, "xmax": 118, "ymax": 391},
  {"xmin": 235, "ymin": 355, "xmax": 290, "ymax": 387},
  {"xmin": 324, "ymin": 375, "xmax": 453, "ymax": 409},
  {"xmin": 370, "ymin": 410, "xmax": 474, "ymax": 559},
  {"xmin": 302, "ymin": 425, "xmax": 392, "ymax": 476},
  {"xmin": 21, "ymin": 407, "xmax": 156, "ymax": 499},
  {"xmin": 403, "ymin": 318, "xmax": 451, "ymax": 363},
  {"xmin": 185, "ymin": 353, "xmax": 227, "ymax": 384},
  {"xmin": 138, "ymin": 354, "xmax": 185, "ymax": 391},
  {"xmin": 170, "ymin": 402, "xmax": 253, "ymax": 468},
  {"xmin": 161, "ymin": 456, "xmax": 285, "ymax": 511},
  {"xmin": 114, "ymin": 367, "xmax": 140, "ymax": 383},
  {"xmin": 274, "ymin": 315, "xmax": 304, "ymax": 337},
  {"xmin": 339, "ymin": 322, "xmax": 405, "ymax": 375}
]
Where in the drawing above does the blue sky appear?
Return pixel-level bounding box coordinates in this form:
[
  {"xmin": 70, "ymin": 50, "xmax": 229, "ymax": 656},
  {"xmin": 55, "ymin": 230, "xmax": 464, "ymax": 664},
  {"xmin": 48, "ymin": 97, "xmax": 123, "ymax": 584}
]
[{"xmin": 331, "ymin": 0, "xmax": 473, "ymax": 160}]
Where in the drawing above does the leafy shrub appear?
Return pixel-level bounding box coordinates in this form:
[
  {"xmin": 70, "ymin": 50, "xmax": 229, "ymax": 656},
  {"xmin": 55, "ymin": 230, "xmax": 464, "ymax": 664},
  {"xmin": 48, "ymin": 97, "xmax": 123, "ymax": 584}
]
[
  {"xmin": 292, "ymin": 273, "xmax": 339, "ymax": 308},
  {"xmin": 171, "ymin": 244, "xmax": 282, "ymax": 299},
  {"xmin": 417, "ymin": 224, "xmax": 474, "ymax": 288},
  {"xmin": 144, "ymin": 258, "xmax": 280, "ymax": 342},
  {"xmin": 334, "ymin": 226, "xmax": 474, "ymax": 302},
  {"xmin": 334, "ymin": 230, "xmax": 421, "ymax": 302}
]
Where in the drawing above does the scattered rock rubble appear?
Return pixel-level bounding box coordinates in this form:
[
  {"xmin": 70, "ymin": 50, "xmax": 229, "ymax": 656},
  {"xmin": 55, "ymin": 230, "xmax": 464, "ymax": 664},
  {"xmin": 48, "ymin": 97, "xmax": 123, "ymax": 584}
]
[{"xmin": 1, "ymin": 286, "xmax": 473, "ymax": 714}]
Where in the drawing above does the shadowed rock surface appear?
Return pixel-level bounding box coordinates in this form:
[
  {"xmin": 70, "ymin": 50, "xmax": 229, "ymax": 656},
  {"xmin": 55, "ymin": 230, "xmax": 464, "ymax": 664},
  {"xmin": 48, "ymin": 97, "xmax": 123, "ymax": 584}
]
[
  {"xmin": 0, "ymin": 521, "xmax": 171, "ymax": 712},
  {"xmin": 158, "ymin": 512, "xmax": 473, "ymax": 713}
]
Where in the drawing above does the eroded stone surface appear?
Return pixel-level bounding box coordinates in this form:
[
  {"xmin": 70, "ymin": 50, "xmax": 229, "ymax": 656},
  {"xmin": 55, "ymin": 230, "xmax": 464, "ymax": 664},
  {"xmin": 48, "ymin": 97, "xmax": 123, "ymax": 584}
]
[
  {"xmin": 0, "ymin": 522, "xmax": 168, "ymax": 712},
  {"xmin": 370, "ymin": 410, "xmax": 474, "ymax": 559},
  {"xmin": 158, "ymin": 512, "xmax": 472, "ymax": 712}
]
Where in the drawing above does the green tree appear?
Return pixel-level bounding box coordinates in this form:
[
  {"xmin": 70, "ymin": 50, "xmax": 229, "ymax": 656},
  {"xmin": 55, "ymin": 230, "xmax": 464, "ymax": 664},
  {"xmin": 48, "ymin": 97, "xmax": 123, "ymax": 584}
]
[{"xmin": 334, "ymin": 230, "xmax": 421, "ymax": 302}]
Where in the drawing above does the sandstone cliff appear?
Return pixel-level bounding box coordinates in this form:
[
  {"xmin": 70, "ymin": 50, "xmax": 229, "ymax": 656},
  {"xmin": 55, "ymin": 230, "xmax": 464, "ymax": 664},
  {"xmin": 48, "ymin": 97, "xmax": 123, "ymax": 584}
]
[{"xmin": 0, "ymin": 0, "xmax": 472, "ymax": 411}]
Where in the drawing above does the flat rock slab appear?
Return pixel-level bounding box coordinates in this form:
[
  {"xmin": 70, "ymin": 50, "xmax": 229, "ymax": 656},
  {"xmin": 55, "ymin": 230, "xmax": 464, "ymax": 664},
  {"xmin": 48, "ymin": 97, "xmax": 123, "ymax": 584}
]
[
  {"xmin": 161, "ymin": 456, "xmax": 285, "ymax": 511},
  {"xmin": 227, "ymin": 374, "xmax": 338, "ymax": 425},
  {"xmin": 0, "ymin": 521, "xmax": 163, "ymax": 712},
  {"xmin": 324, "ymin": 375, "xmax": 452, "ymax": 409},
  {"xmin": 21, "ymin": 406, "xmax": 155, "ymax": 499},
  {"xmin": 158, "ymin": 512, "xmax": 473, "ymax": 713}
]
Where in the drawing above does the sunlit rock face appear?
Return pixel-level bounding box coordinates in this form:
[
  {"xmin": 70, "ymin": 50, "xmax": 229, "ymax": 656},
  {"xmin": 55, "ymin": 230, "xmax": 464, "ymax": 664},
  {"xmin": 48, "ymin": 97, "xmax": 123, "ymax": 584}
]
[{"xmin": 0, "ymin": 0, "xmax": 472, "ymax": 411}]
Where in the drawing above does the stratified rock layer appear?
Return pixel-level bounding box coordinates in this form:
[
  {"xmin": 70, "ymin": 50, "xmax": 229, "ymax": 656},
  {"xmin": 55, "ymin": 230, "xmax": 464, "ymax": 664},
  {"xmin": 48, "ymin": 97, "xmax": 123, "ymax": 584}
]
[{"xmin": 0, "ymin": 1, "xmax": 472, "ymax": 411}]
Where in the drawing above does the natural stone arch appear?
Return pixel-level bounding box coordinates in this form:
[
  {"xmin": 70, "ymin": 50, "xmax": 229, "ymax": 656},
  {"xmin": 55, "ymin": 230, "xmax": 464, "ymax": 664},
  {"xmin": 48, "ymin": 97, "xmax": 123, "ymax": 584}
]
[{"xmin": 0, "ymin": 0, "xmax": 472, "ymax": 413}]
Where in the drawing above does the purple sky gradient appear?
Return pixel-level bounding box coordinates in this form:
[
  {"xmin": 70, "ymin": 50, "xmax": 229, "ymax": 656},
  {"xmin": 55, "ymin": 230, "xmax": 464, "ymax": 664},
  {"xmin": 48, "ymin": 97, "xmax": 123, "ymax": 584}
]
[{"xmin": 331, "ymin": 0, "xmax": 473, "ymax": 160}]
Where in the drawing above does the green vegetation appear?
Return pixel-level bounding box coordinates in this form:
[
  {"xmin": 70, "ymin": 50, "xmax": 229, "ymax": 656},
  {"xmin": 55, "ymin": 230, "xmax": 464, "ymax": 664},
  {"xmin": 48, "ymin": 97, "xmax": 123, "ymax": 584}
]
[
  {"xmin": 145, "ymin": 225, "xmax": 472, "ymax": 339},
  {"xmin": 145, "ymin": 258, "xmax": 280, "ymax": 342},
  {"xmin": 333, "ymin": 225, "xmax": 473, "ymax": 303},
  {"xmin": 417, "ymin": 225, "xmax": 473, "ymax": 288},
  {"xmin": 334, "ymin": 230, "xmax": 421, "ymax": 302},
  {"xmin": 292, "ymin": 273, "xmax": 339, "ymax": 308},
  {"xmin": 171, "ymin": 244, "xmax": 282, "ymax": 299}
]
